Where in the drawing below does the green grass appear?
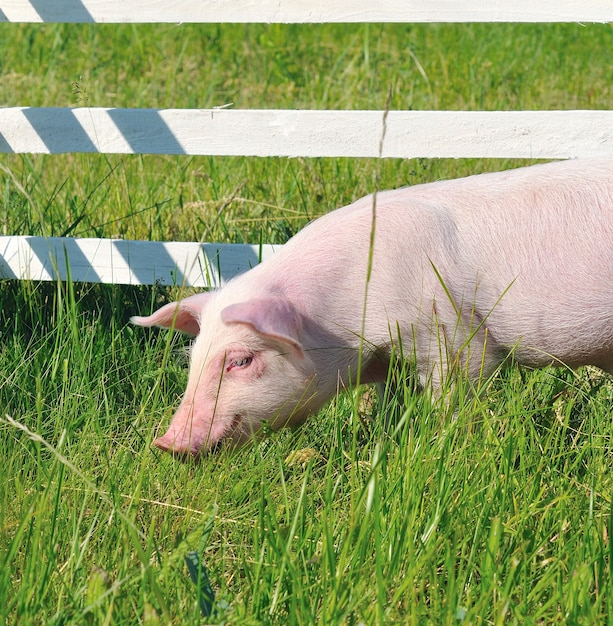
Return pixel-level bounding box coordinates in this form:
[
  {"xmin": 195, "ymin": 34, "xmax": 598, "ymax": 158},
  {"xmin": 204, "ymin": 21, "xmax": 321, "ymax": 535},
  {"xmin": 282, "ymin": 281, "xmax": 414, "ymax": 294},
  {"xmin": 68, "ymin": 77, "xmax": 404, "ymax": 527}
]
[{"xmin": 1, "ymin": 21, "xmax": 613, "ymax": 624}]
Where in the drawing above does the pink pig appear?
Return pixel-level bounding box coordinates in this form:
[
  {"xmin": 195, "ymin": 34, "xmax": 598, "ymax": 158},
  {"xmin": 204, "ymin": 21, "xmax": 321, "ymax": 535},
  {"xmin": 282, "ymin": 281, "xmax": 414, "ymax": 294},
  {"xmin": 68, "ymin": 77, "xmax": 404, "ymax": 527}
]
[{"xmin": 132, "ymin": 158, "xmax": 613, "ymax": 456}]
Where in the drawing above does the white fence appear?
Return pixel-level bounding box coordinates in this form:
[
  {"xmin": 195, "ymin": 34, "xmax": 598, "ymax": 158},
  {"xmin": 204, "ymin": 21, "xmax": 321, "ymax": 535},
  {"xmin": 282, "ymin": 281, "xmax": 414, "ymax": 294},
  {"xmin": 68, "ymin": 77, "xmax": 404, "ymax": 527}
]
[
  {"xmin": 1, "ymin": 0, "xmax": 612, "ymax": 287},
  {"xmin": 2, "ymin": 1, "xmax": 613, "ymax": 24}
]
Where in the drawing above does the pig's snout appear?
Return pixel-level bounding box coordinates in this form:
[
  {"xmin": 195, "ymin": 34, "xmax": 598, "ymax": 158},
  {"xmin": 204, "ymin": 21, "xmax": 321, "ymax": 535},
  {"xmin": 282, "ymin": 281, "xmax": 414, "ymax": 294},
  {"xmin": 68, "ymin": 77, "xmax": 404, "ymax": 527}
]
[
  {"xmin": 153, "ymin": 432, "xmax": 227, "ymax": 459},
  {"xmin": 153, "ymin": 430, "xmax": 203, "ymax": 458},
  {"xmin": 152, "ymin": 408, "xmax": 245, "ymax": 457},
  {"xmin": 152, "ymin": 418, "xmax": 213, "ymax": 458}
]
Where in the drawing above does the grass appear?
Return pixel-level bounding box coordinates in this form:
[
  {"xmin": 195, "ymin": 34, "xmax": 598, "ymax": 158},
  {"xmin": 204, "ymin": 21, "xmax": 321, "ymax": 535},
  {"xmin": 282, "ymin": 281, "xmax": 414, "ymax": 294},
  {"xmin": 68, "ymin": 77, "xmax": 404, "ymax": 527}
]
[{"xmin": 1, "ymin": 20, "xmax": 613, "ymax": 625}]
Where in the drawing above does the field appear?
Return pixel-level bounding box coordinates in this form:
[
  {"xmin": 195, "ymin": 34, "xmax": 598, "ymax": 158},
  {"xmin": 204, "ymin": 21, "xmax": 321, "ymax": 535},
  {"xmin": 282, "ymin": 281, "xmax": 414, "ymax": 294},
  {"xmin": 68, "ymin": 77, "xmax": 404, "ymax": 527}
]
[{"xmin": 1, "ymin": 20, "xmax": 613, "ymax": 624}]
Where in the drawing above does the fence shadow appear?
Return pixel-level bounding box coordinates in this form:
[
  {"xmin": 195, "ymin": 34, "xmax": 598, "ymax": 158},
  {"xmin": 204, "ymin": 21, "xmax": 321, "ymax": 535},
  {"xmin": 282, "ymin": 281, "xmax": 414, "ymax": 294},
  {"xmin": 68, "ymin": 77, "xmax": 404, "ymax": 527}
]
[{"xmin": 25, "ymin": 0, "xmax": 94, "ymax": 22}]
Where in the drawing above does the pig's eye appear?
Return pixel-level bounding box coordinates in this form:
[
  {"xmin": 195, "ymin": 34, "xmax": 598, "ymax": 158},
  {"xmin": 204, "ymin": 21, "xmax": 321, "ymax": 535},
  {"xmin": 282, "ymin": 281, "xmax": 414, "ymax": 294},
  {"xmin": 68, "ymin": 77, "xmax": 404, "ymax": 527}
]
[{"xmin": 227, "ymin": 356, "xmax": 253, "ymax": 371}]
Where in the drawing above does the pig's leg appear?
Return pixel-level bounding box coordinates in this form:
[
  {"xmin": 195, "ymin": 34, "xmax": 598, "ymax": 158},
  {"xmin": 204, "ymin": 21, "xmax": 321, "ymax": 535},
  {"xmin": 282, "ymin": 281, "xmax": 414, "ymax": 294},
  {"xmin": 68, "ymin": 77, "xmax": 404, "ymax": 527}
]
[
  {"xmin": 375, "ymin": 357, "xmax": 445, "ymax": 432},
  {"xmin": 372, "ymin": 320, "xmax": 456, "ymax": 428},
  {"xmin": 416, "ymin": 325, "xmax": 503, "ymax": 414},
  {"xmin": 375, "ymin": 314, "xmax": 504, "ymax": 428}
]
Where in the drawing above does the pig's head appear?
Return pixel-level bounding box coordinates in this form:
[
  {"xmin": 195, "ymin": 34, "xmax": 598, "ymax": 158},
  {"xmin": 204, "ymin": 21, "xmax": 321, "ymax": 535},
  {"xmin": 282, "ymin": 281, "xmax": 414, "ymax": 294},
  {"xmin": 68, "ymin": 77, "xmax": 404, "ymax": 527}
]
[{"xmin": 131, "ymin": 292, "xmax": 320, "ymax": 457}]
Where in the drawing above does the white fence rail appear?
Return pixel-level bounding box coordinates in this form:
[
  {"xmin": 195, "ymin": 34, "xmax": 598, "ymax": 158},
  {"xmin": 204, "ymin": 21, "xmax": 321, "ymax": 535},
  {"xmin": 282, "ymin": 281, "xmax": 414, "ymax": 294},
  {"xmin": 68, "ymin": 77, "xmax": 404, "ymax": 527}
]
[
  {"xmin": 1, "ymin": 0, "xmax": 612, "ymax": 24},
  {"xmin": 0, "ymin": 236, "xmax": 276, "ymax": 287},
  {"xmin": 1, "ymin": 2, "xmax": 612, "ymax": 287},
  {"xmin": 2, "ymin": 108, "xmax": 612, "ymax": 159}
]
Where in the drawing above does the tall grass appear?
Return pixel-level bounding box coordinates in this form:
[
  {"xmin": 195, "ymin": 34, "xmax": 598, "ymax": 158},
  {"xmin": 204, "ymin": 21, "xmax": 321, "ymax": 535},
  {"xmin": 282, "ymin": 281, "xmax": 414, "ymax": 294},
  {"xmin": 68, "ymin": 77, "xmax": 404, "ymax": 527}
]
[{"xmin": 1, "ymin": 21, "xmax": 613, "ymax": 624}]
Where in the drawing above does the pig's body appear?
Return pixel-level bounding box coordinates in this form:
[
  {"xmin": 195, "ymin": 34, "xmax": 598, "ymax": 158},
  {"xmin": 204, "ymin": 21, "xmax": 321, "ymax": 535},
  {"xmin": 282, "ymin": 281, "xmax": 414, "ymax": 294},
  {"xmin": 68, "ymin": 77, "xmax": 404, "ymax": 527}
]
[{"xmin": 132, "ymin": 159, "xmax": 613, "ymax": 456}]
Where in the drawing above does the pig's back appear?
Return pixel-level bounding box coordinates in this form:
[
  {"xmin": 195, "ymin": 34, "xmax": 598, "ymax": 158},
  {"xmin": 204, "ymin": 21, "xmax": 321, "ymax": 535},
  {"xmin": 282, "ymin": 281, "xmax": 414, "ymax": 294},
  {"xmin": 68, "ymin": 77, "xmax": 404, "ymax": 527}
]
[{"xmin": 397, "ymin": 159, "xmax": 613, "ymax": 367}]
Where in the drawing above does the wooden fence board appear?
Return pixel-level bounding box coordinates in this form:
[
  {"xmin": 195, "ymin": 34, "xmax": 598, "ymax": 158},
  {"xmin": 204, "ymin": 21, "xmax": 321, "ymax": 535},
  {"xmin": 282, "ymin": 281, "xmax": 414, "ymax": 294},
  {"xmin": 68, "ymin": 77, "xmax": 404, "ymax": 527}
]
[
  {"xmin": 0, "ymin": 236, "xmax": 277, "ymax": 287},
  {"xmin": 1, "ymin": 0, "xmax": 612, "ymax": 23},
  {"xmin": 2, "ymin": 108, "xmax": 612, "ymax": 159}
]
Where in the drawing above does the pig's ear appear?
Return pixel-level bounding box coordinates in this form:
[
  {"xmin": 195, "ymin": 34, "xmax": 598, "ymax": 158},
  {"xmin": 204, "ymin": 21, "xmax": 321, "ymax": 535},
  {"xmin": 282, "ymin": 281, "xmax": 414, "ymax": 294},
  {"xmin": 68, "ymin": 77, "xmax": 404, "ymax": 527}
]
[
  {"xmin": 221, "ymin": 297, "xmax": 304, "ymax": 357},
  {"xmin": 130, "ymin": 292, "xmax": 211, "ymax": 336}
]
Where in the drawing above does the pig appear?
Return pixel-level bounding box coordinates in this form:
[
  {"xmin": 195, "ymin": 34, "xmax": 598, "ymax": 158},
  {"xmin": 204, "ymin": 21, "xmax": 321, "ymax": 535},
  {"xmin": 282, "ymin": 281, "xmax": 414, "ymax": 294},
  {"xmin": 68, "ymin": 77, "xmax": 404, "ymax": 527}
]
[{"xmin": 132, "ymin": 158, "xmax": 613, "ymax": 457}]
